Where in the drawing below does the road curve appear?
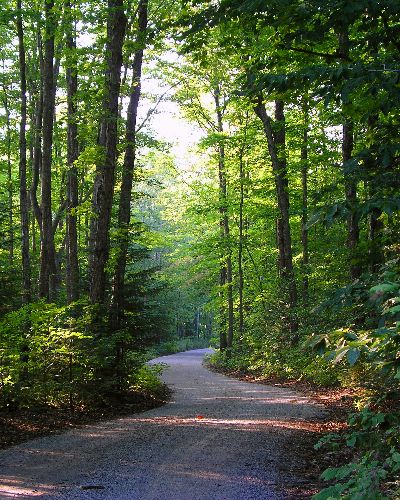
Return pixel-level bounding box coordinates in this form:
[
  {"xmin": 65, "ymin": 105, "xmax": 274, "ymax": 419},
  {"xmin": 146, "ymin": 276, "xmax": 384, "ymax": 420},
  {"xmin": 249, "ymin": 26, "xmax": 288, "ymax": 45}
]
[{"xmin": 0, "ymin": 349, "xmax": 325, "ymax": 499}]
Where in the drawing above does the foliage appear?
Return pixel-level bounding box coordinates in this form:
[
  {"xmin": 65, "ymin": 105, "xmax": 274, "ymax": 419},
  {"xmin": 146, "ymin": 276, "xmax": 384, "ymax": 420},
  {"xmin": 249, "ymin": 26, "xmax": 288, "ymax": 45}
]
[
  {"xmin": 308, "ymin": 261, "xmax": 400, "ymax": 498},
  {"xmin": 0, "ymin": 300, "xmax": 164, "ymax": 408},
  {"xmin": 146, "ymin": 336, "xmax": 210, "ymax": 359}
]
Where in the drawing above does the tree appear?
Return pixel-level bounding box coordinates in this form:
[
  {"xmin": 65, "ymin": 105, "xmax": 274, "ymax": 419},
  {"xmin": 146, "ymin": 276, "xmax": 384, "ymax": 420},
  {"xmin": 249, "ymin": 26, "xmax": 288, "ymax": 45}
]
[
  {"xmin": 65, "ymin": 0, "xmax": 79, "ymax": 303},
  {"xmin": 110, "ymin": 0, "xmax": 148, "ymax": 329},
  {"xmin": 88, "ymin": 0, "xmax": 127, "ymax": 304},
  {"xmin": 16, "ymin": 0, "xmax": 31, "ymax": 303},
  {"xmin": 39, "ymin": 0, "xmax": 57, "ymax": 300}
]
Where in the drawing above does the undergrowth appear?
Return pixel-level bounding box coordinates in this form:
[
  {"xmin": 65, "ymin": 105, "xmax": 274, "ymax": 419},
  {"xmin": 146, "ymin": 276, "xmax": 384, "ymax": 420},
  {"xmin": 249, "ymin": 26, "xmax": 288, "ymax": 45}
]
[{"xmin": 146, "ymin": 336, "xmax": 210, "ymax": 358}]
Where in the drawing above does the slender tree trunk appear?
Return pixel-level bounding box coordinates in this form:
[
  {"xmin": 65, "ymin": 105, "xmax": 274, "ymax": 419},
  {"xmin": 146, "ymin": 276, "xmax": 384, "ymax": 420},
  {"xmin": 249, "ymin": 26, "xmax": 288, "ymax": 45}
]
[
  {"xmin": 65, "ymin": 0, "xmax": 80, "ymax": 303},
  {"xmin": 238, "ymin": 154, "xmax": 245, "ymax": 336},
  {"xmin": 39, "ymin": 0, "xmax": 57, "ymax": 299},
  {"xmin": 214, "ymin": 86, "xmax": 234, "ymax": 350},
  {"xmin": 110, "ymin": 0, "xmax": 148, "ymax": 329},
  {"xmin": 339, "ymin": 30, "xmax": 360, "ymax": 280},
  {"xmin": 30, "ymin": 85, "xmax": 43, "ymax": 232},
  {"xmin": 89, "ymin": 0, "xmax": 127, "ymax": 304},
  {"xmin": 1, "ymin": 82, "xmax": 14, "ymax": 267},
  {"xmin": 365, "ymin": 116, "xmax": 384, "ymax": 270},
  {"xmin": 301, "ymin": 100, "xmax": 309, "ymax": 304},
  {"xmin": 254, "ymin": 96, "xmax": 298, "ymax": 335},
  {"xmin": 17, "ymin": 0, "xmax": 31, "ymax": 303},
  {"xmin": 238, "ymin": 115, "xmax": 249, "ymax": 336},
  {"xmin": 342, "ymin": 119, "xmax": 360, "ymax": 279}
]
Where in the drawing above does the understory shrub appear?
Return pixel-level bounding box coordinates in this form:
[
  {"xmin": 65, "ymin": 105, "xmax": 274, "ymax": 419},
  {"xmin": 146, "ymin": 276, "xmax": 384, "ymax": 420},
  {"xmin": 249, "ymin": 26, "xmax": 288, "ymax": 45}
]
[
  {"xmin": 311, "ymin": 260, "xmax": 400, "ymax": 498},
  {"xmin": 0, "ymin": 301, "xmax": 158, "ymax": 409}
]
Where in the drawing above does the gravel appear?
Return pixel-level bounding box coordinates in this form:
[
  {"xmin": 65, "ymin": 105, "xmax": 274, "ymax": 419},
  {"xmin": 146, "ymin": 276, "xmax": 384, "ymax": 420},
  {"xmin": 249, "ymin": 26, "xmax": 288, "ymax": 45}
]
[{"xmin": 0, "ymin": 348, "xmax": 326, "ymax": 499}]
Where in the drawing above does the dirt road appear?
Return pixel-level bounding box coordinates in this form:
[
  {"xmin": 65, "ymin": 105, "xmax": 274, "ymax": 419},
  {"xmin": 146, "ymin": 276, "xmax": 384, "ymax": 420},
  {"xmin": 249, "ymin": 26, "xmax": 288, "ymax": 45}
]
[{"xmin": 0, "ymin": 349, "xmax": 325, "ymax": 499}]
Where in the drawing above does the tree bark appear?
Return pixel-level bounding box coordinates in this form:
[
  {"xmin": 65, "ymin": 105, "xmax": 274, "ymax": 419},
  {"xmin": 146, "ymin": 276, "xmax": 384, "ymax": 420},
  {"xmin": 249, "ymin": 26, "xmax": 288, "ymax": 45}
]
[
  {"xmin": 301, "ymin": 99, "xmax": 309, "ymax": 304},
  {"xmin": 17, "ymin": 0, "xmax": 31, "ymax": 303},
  {"xmin": 110, "ymin": 0, "xmax": 148, "ymax": 329},
  {"xmin": 238, "ymin": 152, "xmax": 245, "ymax": 336},
  {"xmin": 339, "ymin": 30, "xmax": 360, "ymax": 280},
  {"xmin": 365, "ymin": 116, "xmax": 384, "ymax": 270},
  {"xmin": 342, "ymin": 119, "xmax": 360, "ymax": 279},
  {"xmin": 30, "ymin": 32, "xmax": 43, "ymax": 235},
  {"xmin": 254, "ymin": 96, "xmax": 297, "ymax": 334},
  {"xmin": 1, "ymin": 77, "xmax": 14, "ymax": 267},
  {"xmin": 89, "ymin": 0, "xmax": 127, "ymax": 304},
  {"xmin": 214, "ymin": 85, "xmax": 234, "ymax": 350},
  {"xmin": 238, "ymin": 115, "xmax": 249, "ymax": 336},
  {"xmin": 65, "ymin": 0, "xmax": 80, "ymax": 303},
  {"xmin": 39, "ymin": 0, "xmax": 57, "ymax": 300}
]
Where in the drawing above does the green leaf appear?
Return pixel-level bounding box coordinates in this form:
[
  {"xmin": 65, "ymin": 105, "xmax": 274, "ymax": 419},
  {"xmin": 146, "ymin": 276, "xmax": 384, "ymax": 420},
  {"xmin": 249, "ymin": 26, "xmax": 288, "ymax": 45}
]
[{"xmin": 347, "ymin": 348, "xmax": 360, "ymax": 366}]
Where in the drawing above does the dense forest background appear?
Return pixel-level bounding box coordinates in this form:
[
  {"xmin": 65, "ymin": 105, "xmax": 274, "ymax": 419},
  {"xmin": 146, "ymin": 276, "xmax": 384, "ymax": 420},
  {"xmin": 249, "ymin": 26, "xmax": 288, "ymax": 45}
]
[{"xmin": 0, "ymin": 0, "xmax": 399, "ymax": 497}]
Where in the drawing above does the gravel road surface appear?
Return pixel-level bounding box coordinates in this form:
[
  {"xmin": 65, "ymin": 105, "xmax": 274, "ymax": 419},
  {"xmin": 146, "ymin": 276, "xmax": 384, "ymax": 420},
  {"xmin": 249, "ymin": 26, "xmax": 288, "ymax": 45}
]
[{"xmin": 0, "ymin": 348, "xmax": 325, "ymax": 499}]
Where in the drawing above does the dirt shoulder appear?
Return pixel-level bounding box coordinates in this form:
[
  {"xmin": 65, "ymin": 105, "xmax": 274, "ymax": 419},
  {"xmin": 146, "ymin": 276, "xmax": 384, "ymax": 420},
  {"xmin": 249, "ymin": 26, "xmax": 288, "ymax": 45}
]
[{"xmin": 0, "ymin": 388, "xmax": 170, "ymax": 450}]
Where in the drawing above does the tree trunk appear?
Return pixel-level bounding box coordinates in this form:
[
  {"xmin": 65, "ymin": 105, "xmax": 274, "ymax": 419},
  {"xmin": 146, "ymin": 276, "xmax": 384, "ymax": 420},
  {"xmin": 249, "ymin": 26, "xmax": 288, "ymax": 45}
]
[
  {"xmin": 30, "ymin": 53, "xmax": 43, "ymax": 234},
  {"xmin": 1, "ymin": 78, "xmax": 14, "ymax": 267},
  {"xmin": 39, "ymin": 0, "xmax": 57, "ymax": 300},
  {"xmin": 301, "ymin": 99, "xmax": 309, "ymax": 304},
  {"xmin": 110, "ymin": 0, "xmax": 148, "ymax": 328},
  {"xmin": 238, "ymin": 115, "xmax": 249, "ymax": 336},
  {"xmin": 238, "ymin": 151, "xmax": 245, "ymax": 336},
  {"xmin": 339, "ymin": 30, "xmax": 360, "ymax": 280},
  {"xmin": 214, "ymin": 85, "xmax": 234, "ymax": 350},
  {"xmin": 65, "ymin": 0, "xmax": 80, "ymax": 303},
  {"xmin": 89, "ymin": 0, "xmax": 127, "ymax": 304},
  {"xmin": 17, "ymin": 0, "xmax": 31, "ymax": 303},
  {"xmin": 365, "ymin": 116, "xmax": 384, "ymax": 270},
  {"xmin": 254, "ymin": 96, "xmax": 298, "ymax": 335},
  {"xmin": 342, "ymin": 120, "xmax": 360, "ymax": 279}
]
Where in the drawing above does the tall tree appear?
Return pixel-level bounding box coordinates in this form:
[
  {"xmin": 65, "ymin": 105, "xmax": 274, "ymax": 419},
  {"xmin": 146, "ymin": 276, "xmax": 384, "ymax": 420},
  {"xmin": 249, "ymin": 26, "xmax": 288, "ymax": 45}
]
[
  {"xmin": 110, "ymin": 0, "xmax": 148, "ymax": 329},
  {"xmin": 254, "ymin": 97, "xmax": 298, "ymax": 334},
  {"xmin": 39, "ymin": 0, "xmax": 57, "ymax": 299},
  {"xmin": 214, "ymin": 84, "xmax": 234, "ymax": 350},
  {"xmin": 17, "ymin": 0, "xmax": 31, "ymax": 303},
  {"xmin": 65, "ymin": 0, "xmax": 79, "ymax": 303},
  {"xmin": 89, "ymin": 0, "xmax": 127, "ymax": 304},
  {"xmin": 301, "ymin": 99, "xmax": 309, "ymax": 304},
  {"xmin": 338, "ymin": 29, "xmax": 360, "ymax": 280}
]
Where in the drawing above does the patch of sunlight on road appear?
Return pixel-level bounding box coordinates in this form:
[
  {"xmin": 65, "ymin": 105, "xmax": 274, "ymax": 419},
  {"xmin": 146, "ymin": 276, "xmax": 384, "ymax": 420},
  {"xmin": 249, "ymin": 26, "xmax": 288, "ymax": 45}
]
[
  {"xmin": 0, "ymin": 478, "xmax": 52, "ymax": 497},
  {"xmin": 126, "ymin": 416, "xmax": 324, "ymax": 432}
]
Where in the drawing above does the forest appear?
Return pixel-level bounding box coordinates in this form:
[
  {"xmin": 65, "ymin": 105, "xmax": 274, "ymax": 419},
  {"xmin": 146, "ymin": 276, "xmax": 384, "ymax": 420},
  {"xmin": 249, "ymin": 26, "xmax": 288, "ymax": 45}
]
[{"xmin": 0, "ymin": 0, "xmax": 399, "ymax": 497}]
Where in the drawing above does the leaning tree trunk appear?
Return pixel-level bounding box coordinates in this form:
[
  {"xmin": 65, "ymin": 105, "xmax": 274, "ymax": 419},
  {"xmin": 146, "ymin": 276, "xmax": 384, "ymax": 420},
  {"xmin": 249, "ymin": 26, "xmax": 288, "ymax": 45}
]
[
  {"xmin": 39, "ymin": 0, "xmax": 57, "ymax": 300},
  {"xmin": 214, "ymin": 85, "xmax": 234, "ymax": 351},
  {"xmin": 17, "ymin": 0, "xmax": 31, "ymax": 303},
  {"xmin": 254, "ymin": 96, "xmax": 298, "ymax": 336},
  {"xmin": 89, "ymin": 0, "xmax": 127, "ymax": 304},
  {"xmin": 65, "ymin": 0, "xmax": 80, "ymax": 303},
  {"xmin": 110, "ymin": 0, "xmax": 148, "ymax": 330}
]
